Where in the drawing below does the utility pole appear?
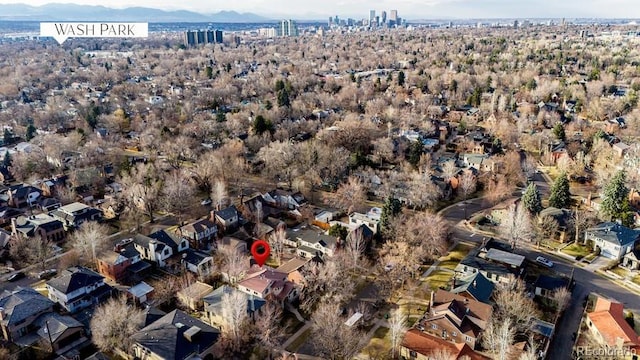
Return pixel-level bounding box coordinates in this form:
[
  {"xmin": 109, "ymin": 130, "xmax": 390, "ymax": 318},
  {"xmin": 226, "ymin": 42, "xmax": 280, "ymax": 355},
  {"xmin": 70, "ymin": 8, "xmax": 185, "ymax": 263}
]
[{"xmin": 44, "ymin": 320, "xmax": 54, "ymax": 353}]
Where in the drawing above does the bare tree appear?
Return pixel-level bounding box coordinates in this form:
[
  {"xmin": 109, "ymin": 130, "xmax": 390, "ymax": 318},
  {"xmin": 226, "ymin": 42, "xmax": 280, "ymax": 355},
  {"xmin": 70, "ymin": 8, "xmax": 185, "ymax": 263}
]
[
  {"xmin": 388, "ymin": 309, "xmax": 408, "ymax": 359},
  {"xmin": 459, "ymin": 171, "xmax": 477, "ymax": 201},
  {"xmin": 372, "ymin": 136, "xmax": 395, "ymax": 166},
  {"xmin": 500, "ymin": 203, "xmax": 534, "ymax": 249},
  {"xmin": 552, "ymin": 287, "xmax": 571, "ymax": 315},
  {"xmin": 221, "ymin": 290, "xmax": 250, "ymax": 352},
  {"xmin": 215, "ymin": 244, "xmax": 249, "ymax": 284},
  {"xmin": 493, "ymin": 279, "xmax": 539, "ymax": 330},
  {"xmin": 519, "ymin": 335, "xmax": 539, "ymax": 360},
  {"xmin": 394, "ymin": 211, "xmax": 450, "ymax": 263},
  {"xmin": 71, "ymin": 221, "xmax": 110, "ymax": 265},
  {"xmin": 268, "ymin": 227, "xmax": 286, "ymax": 266},
  {"xmin": 254, "ymin": 299, "xmax": 287, "ymax": 354},
  {"xmin": 211, "ymin": 179, "xmax": 228, "ymax": 211},
  {"xmin": 441, "ymin": 160, "xmax": 459, "ymax": 182},
  {"xmin": 572, "ymin": 208, "xmax": 597, "ymax": 244},
  {"xmin": 12, "ymin": 234, "xmax": 55, "ymax": 271},
  {"xmin": 482, "ymin": 317, "xmax": 516, "ymax": 360},
  {"xmin": 162, "ymin": 169, "xmax": 196, "ymax": 224},
  {"xmin": 299, "ymin": 257, "xmax": 355, "ymax": 313},
  {"xmin": 484, "ymin": 174, "xmax": 514, "ymax": 205},
  {"xmin": 91, "ymin": 295, "xmax": 145, "ymax": 355},
  {"xmin": 309, "ymin": 302, "xmax": 364, "ymax": 360},
  {"xmin": 327, "ymin": 175, "xmax": 367, "ymax": 213},
  {"xmin": 119, "ymin": 163, "xmax": 163, "ymax": 222},
  {"xmin": 343, "ymin": 226, "xmax": 368, "ymax": 272}
]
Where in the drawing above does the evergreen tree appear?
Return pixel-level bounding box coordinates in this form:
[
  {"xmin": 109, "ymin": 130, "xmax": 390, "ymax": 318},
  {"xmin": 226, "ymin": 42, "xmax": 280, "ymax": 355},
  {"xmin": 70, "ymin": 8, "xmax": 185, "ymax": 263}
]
[
  {"xmin": 521, "ymin": 182, "xmax": 542, "ymax": 214},
  {"xmin": 601, "ymin": 170, "xmax": 633, "ymax": 226},
  {"xmin": 406, "ymin": 141, "xmax": 424, "ymax": 167},
  {"xmin": 25, "ymin": 124, "xmax": 36, "ymax": 141},
  {"xmin": 252, "ymin": 115, "xmax": 273, "ymax": 136},
  {"xmin": 553, "ymin": 123, "xmax": 565, "ymax": 141},
  {"xmin": 548, "ymin": 172, "xmax": 571, "ymax": 208},
  {"xmin": 328, "ymin": 224, "xmax": 348, "ymax": 240},
  {"xmin": 2, "ymin": 129, "xmax": 12, "ymax": 145},
  {"xmin": 380, "ymin": 197, "xmax": 402, "ymax": 233},
  {"xmin": 397, "ymin": 71, "xmax": 405, "ymax": 86}
]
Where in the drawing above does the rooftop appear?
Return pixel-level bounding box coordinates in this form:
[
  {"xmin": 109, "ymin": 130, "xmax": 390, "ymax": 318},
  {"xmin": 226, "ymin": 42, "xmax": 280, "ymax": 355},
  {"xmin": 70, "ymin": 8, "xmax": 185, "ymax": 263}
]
[{"xmin": 586, "ymin": 222, "xmax": 640, "ymax": 246}]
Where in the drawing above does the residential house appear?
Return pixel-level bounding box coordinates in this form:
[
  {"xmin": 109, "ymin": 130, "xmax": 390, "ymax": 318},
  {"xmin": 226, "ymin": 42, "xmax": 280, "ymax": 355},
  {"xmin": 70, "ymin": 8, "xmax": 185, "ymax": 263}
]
[
  {"xmin": 460, "ymin": 154, "xmax": 496, "ymax": 172},
  {"xmin": 39, "ymin": 197, "xmax": 61, "ymax": 212},
  {"xmin": 46, "ymin": 266, "xmax": 113, "ymax": 313},
  {"xmin": 0, "ymin": 165, "xmax": 13, "ymax": 183},
  {"xmin": 349, "ymin": 211, "xmax": 380, "ymax": 234},
  {"xmin": 0, "ymin": 228, "xmax": 10, "ymax": 259},
  {"xmin": 612, "ymin": 142, "xmax": 630, "ymax": 158},
  {"xmin": 586, "ymin": 296, "xmax": 640, "ymax": 352},
  {"xmin": 215, "ymin": 205, "xmax": 240, "ymax": 230},
  {"xmin": 455, "ymin": 241, "xmax": 524, "ymax": 285},
  {"xmin": 218, "ymin": 236, "xmax": 248, "ymax": 253},
  {"xmin": 262, "ymin": 189, "xmax": 307, "ymax": 210},
  {"xmin": 133, "ymin": 230, "xmax": 189, "ymax": 268},
  {"xmin": 288, "ymin": 226, "xmax": 338, "ymax": 259},
  {"xmin": 237, "ymin": 266, "xmax": 299, "ymax": 304},
  {"xmin": 400, "ymin": 329, "xmax": 491, "ymax": 360},
  {"xmin": 584, "ymin": 222, "xmax": 640, "ymax": 260},
  {"xmin": 203, "ymin": 285, "xmax": 266, "ymax": 330},
  {"xmin": 622, "ymin": 244, "xmax": 640, "ymax": 270},
  {"xmin": 275, "ymin": 257, "xmax": 310, "ymax": 285},
  {"xmin": 176, "ymin": 281, "xmax": 214, "ymax": 311},
  {"xmin": 132, "ymin": 309, "xmax": 221, "ymax": 360},
  {"xmin": 39, "ymin": 175, "xmax": 68, "ymax": 197},
  {"xmin": 128, "ymin": 282, "xmax": 154, "ymax": 304},
  {"xmin": 533, "ymin": 275, "xmax": 570, "ymax": 298},
  {"xmin": 96, "ymin": 243, "xmax": 151, "ymax": 283},
  {"xmin": 34, "ymin": 312, "xmax": 87, "ymax": 355},
  {"xmin": 416, "ymin": 289, "xmax": 493, "ymax": 349},
  {"xmin": 0, "ymin": 206, "xmax": 23, "ymax": 226},
  {"xmin": 539, "ymin": 207, "xmax": 573, "ymax": 242},
  {"xmin": 175, "ymin": 213, "xmax": 218, "ymax": 250},
  {"xmin": 451, "ymin": 272, "xmax": 494, "ymax": 304},
  {"xmin": 0, "ymin": 287, "xmax": 54, "ymax": 341},
  {"xmin": 8, "ymin": 184, "xmax": 42, "ymax": 208},
  {"xmin": 11, "ymin": 214, "xmax": 65, "ymax": 242},
  {"xmin": 50, "ymin": 202, "xmax": 102, "ymax": 230},
  {"xmin": 181, "ymin": 248, "xmax": 214, "ymax": 277}
]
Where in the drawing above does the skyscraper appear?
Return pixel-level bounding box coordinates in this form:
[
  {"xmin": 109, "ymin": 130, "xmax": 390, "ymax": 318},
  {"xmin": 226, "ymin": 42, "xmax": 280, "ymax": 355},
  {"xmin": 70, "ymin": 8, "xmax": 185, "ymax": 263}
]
[
  {"xmin": 369, "ymin": 10, "xmax": 376, "ymax": 26},
  {"xmin": 276, "ymin": 20, "xmax": 299, "ymax": 37},
  {"xmin": 184, "ymin": 29, "xmax": 223, "ymax": 46},
  {"xmin": 381, "ymin": 11, "xmax": 387, "ymax": 24},
  {"xmin": 390, "ymin": 10, "xmax": 398, "ymax": 22}
]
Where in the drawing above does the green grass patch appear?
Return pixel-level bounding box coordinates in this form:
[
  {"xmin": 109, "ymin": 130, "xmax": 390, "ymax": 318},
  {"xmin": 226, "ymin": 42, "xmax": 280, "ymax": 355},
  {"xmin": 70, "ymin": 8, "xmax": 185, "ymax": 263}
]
[
  {"xmin": 584, "ymin": 253, "xmax": 598, "ymax": 262},
  {"xmin": 285, "ymin": 329, "xmax": 310, "ymax": 352},
  {"xmin": 425, "ymin": 269, "xmax": 454, "ymax": 291},
  {"xmin": 438, "ymin": 243, "xmax": 474, "ymax": 270},
  {"xmin": 360, "ymin": 327, "xmax": 392, "ymax": 359},
  {"xmin": 633, "ymin": 275, "xmax": 640, "ymax": 286},
  {"xmin": 610, "ymin": 267, "xmax": 629, "ymax": 278},
  {"xmin": 561, "ymin": 242, "xmax": 592, "ymax": 258}
]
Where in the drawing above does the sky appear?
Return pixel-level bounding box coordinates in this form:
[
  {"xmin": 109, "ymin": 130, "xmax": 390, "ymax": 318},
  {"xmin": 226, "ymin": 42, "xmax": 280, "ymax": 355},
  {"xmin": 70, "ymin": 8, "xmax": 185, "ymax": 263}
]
[{"xmin": 0, "ymin": 0, "xmax": 639, "ymax": 19}]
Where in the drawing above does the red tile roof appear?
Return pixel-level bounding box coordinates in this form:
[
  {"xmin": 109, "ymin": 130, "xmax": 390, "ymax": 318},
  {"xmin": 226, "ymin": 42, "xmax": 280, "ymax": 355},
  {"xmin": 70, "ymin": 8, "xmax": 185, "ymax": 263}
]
[
  {"xmin": 587, "ymin": 297, "xmax": 640, "ymax": 348},
  {"xmin": 401, "ymin": 329, "xmax": 491, "ymax": 360}
]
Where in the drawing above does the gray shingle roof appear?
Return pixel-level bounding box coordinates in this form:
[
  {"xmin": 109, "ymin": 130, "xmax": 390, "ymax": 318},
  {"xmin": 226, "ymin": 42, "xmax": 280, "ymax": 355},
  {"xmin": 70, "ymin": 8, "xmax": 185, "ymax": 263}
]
[
  {"xmin": 0, "ymin": 287, "xmax": 54, "ymax": 326},
  {"xmin": 132, "ymin": 309, "xmax": 220, "ymax": 360},
  {"xmin": 46, "ymin": 266, "xmax": 104, "ymax": 294},
  {"xmin": 586, "ymin": 222, "xmax": 640, "ymax": 246},
  {"xmin": 452, "ymin": 273, "xmax": 494, "ymax": 304},
  {"xmin": 35, "ymin": 312, "xmax": 83, "ymax": 342}
]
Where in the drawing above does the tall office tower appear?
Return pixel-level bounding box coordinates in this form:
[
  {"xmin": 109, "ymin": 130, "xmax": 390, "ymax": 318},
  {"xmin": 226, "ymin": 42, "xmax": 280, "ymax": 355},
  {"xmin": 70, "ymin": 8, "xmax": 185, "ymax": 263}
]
[
  {"xmin": 277, "ymin": 19, "xmax": 299, "ymax": 37},
  {"xmin": 328, "ymin": 17, "xmax": 333, "ymax": 26},
  {"xmin": 381, "ymin": 11, "xmax": 387, "ymax": 24},
  {"xmin": 184, "ymin": 30, "xmax": 196, "ymax": 46},
  {"xmin": 375, "ymin": 16, "xmax": 380, "ymax": 26},
  {"xmin": 390, "ymin": 10, "xmax": 398, "ymax": 22},
  {"xmin": 369, "ymin": 10, "xmax": 376, "ymax": 26}
]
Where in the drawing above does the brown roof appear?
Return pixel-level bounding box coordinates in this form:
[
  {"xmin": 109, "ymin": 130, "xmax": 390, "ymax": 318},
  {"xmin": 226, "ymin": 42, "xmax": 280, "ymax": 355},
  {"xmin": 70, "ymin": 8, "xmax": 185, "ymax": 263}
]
[
  {"xmin": 433, "ymin": 289, "xmax": 492, "ymax": 327},
  {"xmin": 587, "ymin": 297, "xmax": 640, "ymax": 348},
  {"xmin": 275, "ymin": 257, "xmax": 309, "ymax": 274},
  {"xmin": 401, "ymin": 329, "xmax": 491, "ymax": 360},
  {"xmin": 176, "ymin": 281, "xmax": 214, "ymax": 300}
]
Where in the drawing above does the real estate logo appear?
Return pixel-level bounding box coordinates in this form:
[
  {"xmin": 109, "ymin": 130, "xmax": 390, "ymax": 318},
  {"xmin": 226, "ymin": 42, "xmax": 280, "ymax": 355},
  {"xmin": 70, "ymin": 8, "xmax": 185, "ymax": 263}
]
[{"xmin": 40, "ymin": 22, "xmax": 148, "ymax": 44}]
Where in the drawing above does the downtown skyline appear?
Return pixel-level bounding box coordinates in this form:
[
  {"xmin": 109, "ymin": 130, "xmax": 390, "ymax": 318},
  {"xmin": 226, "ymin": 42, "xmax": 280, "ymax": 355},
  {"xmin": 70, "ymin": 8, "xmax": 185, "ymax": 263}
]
[{"xmin": 0, "ymin": 0, "xmax": 639, "ymax": 20}]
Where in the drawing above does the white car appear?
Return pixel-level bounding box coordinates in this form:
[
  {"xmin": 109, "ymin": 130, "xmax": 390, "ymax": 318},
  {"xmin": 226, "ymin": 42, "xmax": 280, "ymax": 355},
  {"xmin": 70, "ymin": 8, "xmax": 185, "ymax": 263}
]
[{"xmin": 535, "ymin": 256, "xmax": 553, "ymax": 268}]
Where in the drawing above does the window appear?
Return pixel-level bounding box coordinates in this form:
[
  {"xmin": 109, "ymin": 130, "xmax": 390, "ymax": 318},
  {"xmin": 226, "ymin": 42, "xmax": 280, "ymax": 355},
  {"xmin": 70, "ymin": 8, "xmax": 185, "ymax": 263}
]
[
  {"xmin": 431, "ymin": 324, "xmax": 437, "ymax": 330},
  {"xmin": 464, "ymin": 335, "xmax": 472, "ymax": 342},
  {"xmin": 409, "ymin": 350, "xmax": 417, "ymax": 358},
  {"xmin": 452, "ymin": 331, "xmax": 457, "ymax": 337}
]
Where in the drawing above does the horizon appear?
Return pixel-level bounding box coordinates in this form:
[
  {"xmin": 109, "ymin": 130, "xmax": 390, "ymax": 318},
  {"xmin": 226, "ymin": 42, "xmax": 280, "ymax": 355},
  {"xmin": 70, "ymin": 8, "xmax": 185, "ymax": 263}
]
[{"xmin": 0, "ymin": 1, "xmax": 640, "ymax": 21}]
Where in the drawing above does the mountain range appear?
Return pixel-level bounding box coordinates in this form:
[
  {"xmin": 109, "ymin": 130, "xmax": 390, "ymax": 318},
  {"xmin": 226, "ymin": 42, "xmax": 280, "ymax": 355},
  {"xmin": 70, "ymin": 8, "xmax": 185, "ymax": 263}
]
[{"xmin": 0, "ymin": 3, "xmax": 273, "ymax": 22}]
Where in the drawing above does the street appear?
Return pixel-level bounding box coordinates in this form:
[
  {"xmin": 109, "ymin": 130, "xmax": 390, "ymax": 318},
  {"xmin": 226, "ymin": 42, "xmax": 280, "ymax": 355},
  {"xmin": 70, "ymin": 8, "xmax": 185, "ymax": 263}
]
[{"xmin": 440, "ymin": 195, "xmax": 640, "ymax": 360}]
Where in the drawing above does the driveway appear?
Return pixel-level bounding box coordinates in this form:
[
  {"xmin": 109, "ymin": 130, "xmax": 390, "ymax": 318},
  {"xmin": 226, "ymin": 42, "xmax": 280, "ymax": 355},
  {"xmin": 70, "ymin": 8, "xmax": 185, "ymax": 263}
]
[{"xmin": 582, "ymin": 255, "xmax": 608, "ymax": 272}]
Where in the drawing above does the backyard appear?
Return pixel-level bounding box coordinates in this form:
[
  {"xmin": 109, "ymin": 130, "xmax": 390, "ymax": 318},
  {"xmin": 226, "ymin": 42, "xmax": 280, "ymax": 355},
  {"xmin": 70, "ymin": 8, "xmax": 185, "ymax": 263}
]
[
  {"xmin": 438, "ymin": 243, "xmax": 474, "ymax": 270},
  {"xmin": 359, "ymin": 326, "xmax": 392, "ymax": 360}
]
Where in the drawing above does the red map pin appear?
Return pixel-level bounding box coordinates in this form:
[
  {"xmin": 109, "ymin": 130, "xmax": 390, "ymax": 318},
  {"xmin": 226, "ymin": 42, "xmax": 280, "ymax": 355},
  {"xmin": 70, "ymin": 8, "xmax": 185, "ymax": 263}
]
[{"xmin": 251, "ymin": 240, "xmax": 271, "ymax": 267}]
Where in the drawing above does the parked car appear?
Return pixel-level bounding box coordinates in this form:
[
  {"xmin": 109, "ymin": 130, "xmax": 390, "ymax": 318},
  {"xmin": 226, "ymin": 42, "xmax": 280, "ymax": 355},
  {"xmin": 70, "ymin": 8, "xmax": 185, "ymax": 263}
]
[
  {"xmin": 114, "ymin": 238, "xmax": 133, "ymax": 251},
  {"xmin": 7, "ymin": 272, "xmax": 25, "ymax": 282},
  {"xmin": 201, "ymin": 198, "xmax": 212, "ymax": 206},
  {"xmin": 535, "ymin": 256, "xmax": 554, "ymax": 268},
  {"xmin": 38, "ymin": 269, "xmax": 57, "ymax": 280}
]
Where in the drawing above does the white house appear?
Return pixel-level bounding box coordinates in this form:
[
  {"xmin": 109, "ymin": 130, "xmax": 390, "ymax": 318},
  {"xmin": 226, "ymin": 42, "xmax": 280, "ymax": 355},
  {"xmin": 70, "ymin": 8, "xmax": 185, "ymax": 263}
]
[
  {"xmin": 585, "ymin": 222, "xmax": 640, "ymax": 260},
  {"xmin": 349, "ymin": 211, "xmax": 380, "ymax": 234},
  {"xmin": 46, "ymin": 266, "xmax": 113, "ymax": 313}
]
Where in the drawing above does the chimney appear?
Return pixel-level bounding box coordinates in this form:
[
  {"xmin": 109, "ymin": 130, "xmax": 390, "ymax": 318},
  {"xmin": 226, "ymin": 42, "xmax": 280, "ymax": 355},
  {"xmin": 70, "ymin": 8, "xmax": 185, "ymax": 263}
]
[
  {"xmin": 184, "ymin": 326, "xmax": 201, "ymax": 342},
  {"xmin": 472, "ymin": 280, "xmax": 477, "ymax": 288},
  {"xmin": 0, "ymin": 307, "xmax": 5, "ymax": 321},
  {"xmin": 10, "ymin": 218, "xmax": 17, "ymax": 237},
  {"xmin": 210, "ymin": 210, "xmax": 215, "ymax": 222}
]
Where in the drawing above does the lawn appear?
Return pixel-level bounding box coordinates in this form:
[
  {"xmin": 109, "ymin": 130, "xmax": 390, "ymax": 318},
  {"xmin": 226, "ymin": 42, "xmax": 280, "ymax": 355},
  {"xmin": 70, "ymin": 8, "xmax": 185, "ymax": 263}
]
[
  {"xmin": 632, "ymin": 275, "xmax": 640, "ymax": 286},
  {"xmin": 284, "ymin": 329, "xmax": 310, "ymax": 353},
  {"xmin": 561, "ymin": 242, "xmax": 592, "ymax": 258},
  {"xmin": 425, "ymin": 269, "xmax": 454, "ymax": 291},
  {"xmin": 438, "ymin": 243, "xmax": 474, "ymax": 271},
  {"xmin": 584, "ymin": 253, "xmax": 598, "ymax": 262},
  {"xmin": 360, "ymin": 327, "xmax": 391, "ymax": 359},
  {"xmin": 610, "ymin": 267, "xmax": 629, "ymax": 278}
]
